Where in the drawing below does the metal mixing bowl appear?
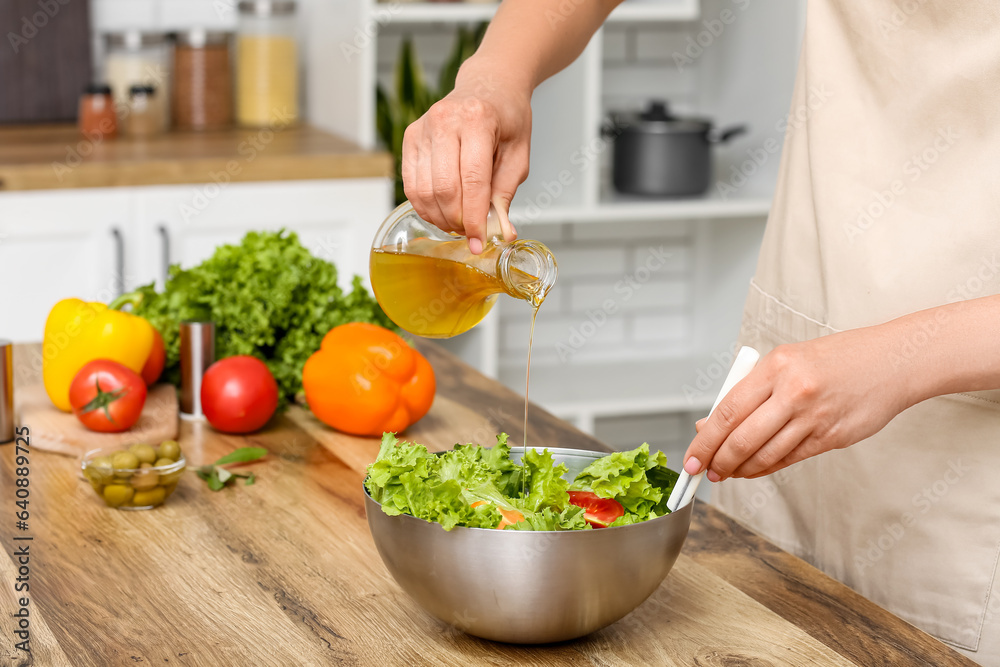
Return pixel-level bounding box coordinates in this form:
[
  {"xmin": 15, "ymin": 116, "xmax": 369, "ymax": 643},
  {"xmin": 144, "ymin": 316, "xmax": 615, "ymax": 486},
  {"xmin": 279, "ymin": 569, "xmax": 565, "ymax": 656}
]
[{"xmin": 364, "ymin": 446, "xmax": 693, "ymax": 644}]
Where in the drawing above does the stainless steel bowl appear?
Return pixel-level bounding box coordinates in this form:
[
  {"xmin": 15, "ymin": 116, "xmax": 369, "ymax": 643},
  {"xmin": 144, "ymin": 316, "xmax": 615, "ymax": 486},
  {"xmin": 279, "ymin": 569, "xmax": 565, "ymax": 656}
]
[{"xmin": 364, "ymin": 446, "xmax": 693, "ymax": 644}]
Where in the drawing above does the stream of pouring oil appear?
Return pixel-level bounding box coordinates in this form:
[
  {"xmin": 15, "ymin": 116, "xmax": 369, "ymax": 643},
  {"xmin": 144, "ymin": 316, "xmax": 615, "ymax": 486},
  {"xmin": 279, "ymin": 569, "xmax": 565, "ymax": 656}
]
[{"xmin": 521, "ymin": 291, "xmax": 544, "ymax": 501}]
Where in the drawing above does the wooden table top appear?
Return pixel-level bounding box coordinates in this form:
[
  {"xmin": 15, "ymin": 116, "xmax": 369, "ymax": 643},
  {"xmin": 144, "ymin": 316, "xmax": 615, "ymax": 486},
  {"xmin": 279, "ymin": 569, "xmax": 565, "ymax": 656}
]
[
  {"xmin": 0, "ymin": 342, "xmax": 973, "ymax": 666},
  {"xmin": 0, "ymin": 124, "xmax": 392, "ymax": 191}
]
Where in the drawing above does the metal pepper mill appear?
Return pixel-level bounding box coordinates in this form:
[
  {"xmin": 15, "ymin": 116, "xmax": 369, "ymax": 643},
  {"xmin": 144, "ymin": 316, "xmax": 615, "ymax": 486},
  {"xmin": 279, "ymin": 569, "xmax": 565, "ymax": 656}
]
[{"xmin": 179, "ymin": 322, "xmax": 215, "ymax": 420}]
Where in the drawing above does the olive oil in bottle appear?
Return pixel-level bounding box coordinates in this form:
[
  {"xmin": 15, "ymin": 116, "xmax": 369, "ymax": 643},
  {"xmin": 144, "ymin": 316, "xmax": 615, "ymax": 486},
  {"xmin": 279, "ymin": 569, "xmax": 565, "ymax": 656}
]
[
  {"xmin": 369, "ymin": 203, "xmax": 556, "ymax": 339},
  {"xmin": 370, "ymin": 248, "xmax": 503, "ymax": 339}
]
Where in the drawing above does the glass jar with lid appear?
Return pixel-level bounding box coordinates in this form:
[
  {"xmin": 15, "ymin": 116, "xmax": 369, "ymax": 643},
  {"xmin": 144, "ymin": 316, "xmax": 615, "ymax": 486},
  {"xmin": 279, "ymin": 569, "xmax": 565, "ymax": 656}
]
[
  {"xmin": 104, "ymin": 31, "xmax": 171, "ymax": 132},
  {"xmin": 173, "ymin": 28, "xmax": 233, "ymax": 130},
  {"xmin": 236, "ymin": 0, "xmax": 298, "ymax": 127},
  {"xmin": 126, "ymin": 85, "xmax": 164, "ymax": 138},
  {"xmin": 79, "ymin": 84, "xmax": 118, "ymax": 139}
]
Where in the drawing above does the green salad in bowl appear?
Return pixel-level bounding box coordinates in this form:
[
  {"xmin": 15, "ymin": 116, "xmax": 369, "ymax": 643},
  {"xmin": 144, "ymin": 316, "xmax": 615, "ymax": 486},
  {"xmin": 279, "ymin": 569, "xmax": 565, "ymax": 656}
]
[{"xmin": 364, "ymin": 433, "xmax": 680, "ymax": 531}]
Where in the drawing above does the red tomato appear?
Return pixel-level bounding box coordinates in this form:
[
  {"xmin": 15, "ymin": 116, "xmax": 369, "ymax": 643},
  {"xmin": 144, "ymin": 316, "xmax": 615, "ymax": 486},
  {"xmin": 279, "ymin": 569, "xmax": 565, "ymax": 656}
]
[
  {"xmin": 567, "ymin": 491, "xmax": 625, "ymax": 528},
  {"xmin": 201, "ymin": 356, "xmax": 279, "ymax": 434},
  {"xmin": 141, "ymin": 328, "xmax": 166, "ymax": 385},
  {"xmin": 69, "ymin": 360, "xmax": 148, "ymax": 433}
]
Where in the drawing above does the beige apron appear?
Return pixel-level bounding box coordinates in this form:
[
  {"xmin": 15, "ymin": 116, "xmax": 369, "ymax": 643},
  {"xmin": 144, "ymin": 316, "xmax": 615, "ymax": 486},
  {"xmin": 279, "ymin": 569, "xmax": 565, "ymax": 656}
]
[{"xmin": 712, "ymin": 0, "xmax": 1000, "ymax": 662}]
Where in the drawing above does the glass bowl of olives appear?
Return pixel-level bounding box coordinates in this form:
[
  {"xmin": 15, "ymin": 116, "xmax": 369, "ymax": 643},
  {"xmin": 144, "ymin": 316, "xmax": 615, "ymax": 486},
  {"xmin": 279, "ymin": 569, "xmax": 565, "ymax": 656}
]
[{"xmin": 81, "ymin": 440, "xmax": 186, "ymax": 510}]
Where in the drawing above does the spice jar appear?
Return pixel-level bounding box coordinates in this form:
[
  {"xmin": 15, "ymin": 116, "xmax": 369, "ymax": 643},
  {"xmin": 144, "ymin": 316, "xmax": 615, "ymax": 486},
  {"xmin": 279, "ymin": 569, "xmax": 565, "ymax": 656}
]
[
  {"xmin": 79, "ymin": 84, "xmax": 118, "ymax": 139},
  {"xmin": 126, "ymin": 85, "xmax": 164, "ymax": 138},
  {"xmin": 173, "ymin": 29, "xmax": 233, "ymax": 130},
  {"xmin": 105, "ymin": 31, "xmax": 171, "ymax": 132},
  {"xmin": 236, "ymin": 0, "xmax": 298, "ymax": 127}
]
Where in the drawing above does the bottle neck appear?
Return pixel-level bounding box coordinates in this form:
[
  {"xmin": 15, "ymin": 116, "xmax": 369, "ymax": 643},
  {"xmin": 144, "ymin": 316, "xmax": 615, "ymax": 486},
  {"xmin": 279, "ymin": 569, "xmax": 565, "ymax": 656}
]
[{"xmin": 497, "ymin": 240, "xmax": 558, "ymax": 307}]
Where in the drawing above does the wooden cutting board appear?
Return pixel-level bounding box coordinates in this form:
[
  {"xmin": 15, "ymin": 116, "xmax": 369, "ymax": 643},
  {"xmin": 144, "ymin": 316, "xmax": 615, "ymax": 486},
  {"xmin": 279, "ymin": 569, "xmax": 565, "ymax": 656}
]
[{"xmin": 15, "ymin": 382, "xmax": 179, "ymax": 457}]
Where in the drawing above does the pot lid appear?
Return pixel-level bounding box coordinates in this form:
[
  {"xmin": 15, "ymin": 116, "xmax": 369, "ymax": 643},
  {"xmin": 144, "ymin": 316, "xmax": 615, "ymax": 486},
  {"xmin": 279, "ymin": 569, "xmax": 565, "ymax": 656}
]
[
  {"xmin": 176, "ymin": 28, "xmax": 231, "ymax": 47},
  {"xmin": 611, "ymin": 101, "xmax": 713, "ymax": 134},
  {"xmin": 238, "ymin": 0, "xmax": 297, "ymax": 16}
]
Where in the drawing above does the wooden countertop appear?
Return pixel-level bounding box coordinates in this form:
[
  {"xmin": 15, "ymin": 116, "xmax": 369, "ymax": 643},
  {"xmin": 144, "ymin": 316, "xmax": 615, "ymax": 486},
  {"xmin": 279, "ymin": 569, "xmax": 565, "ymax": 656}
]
[
  {"xmin": 0, "ymin": 124, "xmax": 393, "ymax": 191},
  {"xmin": 0, "ymin": 342, "xmax": 973, "ymax": 666}
]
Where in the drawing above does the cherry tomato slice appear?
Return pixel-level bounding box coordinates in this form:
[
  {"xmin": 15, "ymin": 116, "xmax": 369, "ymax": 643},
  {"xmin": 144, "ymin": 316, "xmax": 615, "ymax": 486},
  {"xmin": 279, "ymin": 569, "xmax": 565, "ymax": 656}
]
[{"xmin": 567, "ymin": 490, "xmax": 625, "ymax": 528}]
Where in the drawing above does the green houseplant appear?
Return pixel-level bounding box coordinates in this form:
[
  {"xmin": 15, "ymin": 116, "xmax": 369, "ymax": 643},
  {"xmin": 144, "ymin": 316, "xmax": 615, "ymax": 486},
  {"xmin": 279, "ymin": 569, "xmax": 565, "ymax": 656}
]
[{"xmin": 376, "ymin": 24, "xmax": 489, "ymax": 205}]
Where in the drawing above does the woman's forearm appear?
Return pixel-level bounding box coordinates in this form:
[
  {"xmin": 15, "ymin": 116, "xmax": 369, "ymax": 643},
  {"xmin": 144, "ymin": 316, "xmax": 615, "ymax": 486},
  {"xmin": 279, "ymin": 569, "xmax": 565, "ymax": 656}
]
[
  {"xmin": 457, "ymin": 0, "xmax": 623, "ymax": 95},
  {"xmin": 681, "ymin": 293, "xmax": 1000, "ymax": 482},
  {"xmin": 891, "ymin": 294, "xmax": 1000, "ymax": 407}
]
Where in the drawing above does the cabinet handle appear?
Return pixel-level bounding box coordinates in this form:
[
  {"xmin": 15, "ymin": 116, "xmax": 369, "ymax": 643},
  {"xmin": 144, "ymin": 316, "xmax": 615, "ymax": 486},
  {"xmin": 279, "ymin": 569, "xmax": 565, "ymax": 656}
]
[
  {"xmin": 158, "ymin": 225, "xmax": 170, "ymax": 286},
  {"xmin": 110, "ymin": 226, "xmax": 124, "ymax": 297}
]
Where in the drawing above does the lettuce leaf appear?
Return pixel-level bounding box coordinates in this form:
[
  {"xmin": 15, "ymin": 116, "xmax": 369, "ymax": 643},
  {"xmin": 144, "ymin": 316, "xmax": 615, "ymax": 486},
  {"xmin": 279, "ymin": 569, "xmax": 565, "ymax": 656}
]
[
  {"xmin": 504, "ymin": 505, "xmax": 590, "ymax": 531},
  {"xmin": 519, "ymin": 447, "xmax": 570, "ymax": 513},
  {"xmin": 366, "ymin": 434, "xmax": 501, "ymax": 529},
  {"xmin": 364, "ymin": 434, "xmax": 678, "ymax": 531},
  {"xmin": 569, "ymin": 443, "xmax": 679, "ymax": 521}
]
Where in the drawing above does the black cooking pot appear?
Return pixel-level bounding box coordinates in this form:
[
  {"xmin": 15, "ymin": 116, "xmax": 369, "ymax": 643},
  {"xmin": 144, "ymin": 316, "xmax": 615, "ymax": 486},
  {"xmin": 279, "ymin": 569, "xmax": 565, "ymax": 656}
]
[{"xmin": 605, "ymin": 101, "xmax": 747, "ymax": 197}]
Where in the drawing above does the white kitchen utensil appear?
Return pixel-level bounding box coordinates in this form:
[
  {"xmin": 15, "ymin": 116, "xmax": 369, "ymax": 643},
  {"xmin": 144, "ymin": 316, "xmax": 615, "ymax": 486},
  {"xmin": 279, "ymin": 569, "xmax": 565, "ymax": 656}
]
[{"xmin": 666, "ymin": 346, "xmax": 760, "ymax": 512}]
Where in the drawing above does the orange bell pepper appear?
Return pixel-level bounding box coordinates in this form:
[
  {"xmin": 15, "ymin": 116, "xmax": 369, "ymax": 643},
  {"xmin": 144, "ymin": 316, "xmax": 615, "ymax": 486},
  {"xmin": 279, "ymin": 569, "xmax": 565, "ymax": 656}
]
[{"xmin": 302, "ymin": 323, "xmax": 436, "ymax": 437}]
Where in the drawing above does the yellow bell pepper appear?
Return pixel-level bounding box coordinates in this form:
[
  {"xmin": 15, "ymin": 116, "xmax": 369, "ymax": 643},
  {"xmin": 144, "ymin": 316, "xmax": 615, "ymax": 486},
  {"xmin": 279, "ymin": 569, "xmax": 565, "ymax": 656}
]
[{"xmin": 42, "ymin": 298, "xmax": 154, "ymax": 412}]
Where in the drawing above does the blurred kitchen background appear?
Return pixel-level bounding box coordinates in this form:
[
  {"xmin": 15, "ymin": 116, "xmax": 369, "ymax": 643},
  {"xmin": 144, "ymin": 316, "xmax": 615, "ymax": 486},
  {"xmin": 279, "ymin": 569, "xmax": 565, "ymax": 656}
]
[{"xmin": 0, "ymin": 0, "xmax": 806, "ymax": 472}]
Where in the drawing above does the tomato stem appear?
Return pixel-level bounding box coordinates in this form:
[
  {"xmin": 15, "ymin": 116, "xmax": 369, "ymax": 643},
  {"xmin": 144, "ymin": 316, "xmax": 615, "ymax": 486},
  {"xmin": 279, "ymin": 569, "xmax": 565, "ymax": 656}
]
[{"xmin": 79, "ymin": 379, "xmax": 128, "ymax": 423}]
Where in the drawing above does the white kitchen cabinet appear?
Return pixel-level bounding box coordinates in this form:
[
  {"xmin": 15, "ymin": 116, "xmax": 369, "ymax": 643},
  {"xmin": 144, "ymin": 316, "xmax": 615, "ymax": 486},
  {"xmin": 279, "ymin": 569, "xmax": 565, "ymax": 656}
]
[
  {"xmin": 0, "ymin": 190, "xmax": 131, "ymax": 342},
  {"xmin": 129, "ymin": 179, "xmax": 391, "ymax": 290},
  {"xmin": 0, "ymin": 178, "xmax": 392, "ymax": 343}
]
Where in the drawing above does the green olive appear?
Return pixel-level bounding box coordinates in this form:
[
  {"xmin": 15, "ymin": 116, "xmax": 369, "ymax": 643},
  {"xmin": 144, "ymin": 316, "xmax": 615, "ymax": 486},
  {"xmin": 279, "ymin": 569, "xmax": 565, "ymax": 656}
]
[
  {"xmin": 103, "ymin": 485, "xmax": 135, "ymax": 507},
  {"xmin": 157, "ymin": 440, "xmax": 181, "ymax": 462},
  {"xmin": 129, "ymin": 443, "xmax": 158, "ymax": 465},
  {"xmin": 112, "ymin": 451, "xmax": 140, "ymax": 471},
  {"xmin": 131, "ymin": 464, "xmax": 160, "ymax": 491},
  {"xmin": 86, "ymin": 456, "xmax": 114, "ymax": 484},
  {"xmin": 153, "ymin": 457, "xmax": 174, "ymax": 468},
  {"xmin": 158, "ymin": 465, "xmax": 184, "ymax": 486},
  {"xmin": 132, "ymin": 487, "xmax": 166, "ymax": 507}
]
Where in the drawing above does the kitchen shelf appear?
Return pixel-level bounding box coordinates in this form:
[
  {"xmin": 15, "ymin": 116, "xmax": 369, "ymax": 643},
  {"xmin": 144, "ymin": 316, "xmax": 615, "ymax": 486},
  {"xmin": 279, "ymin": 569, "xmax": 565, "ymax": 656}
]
[
  {"xmin": 378, "ymin": 0, "xmax": 699, "ymax": 24},
  {"xmin": 509, "ymin": 189, "xmax": 772, "ymax": 225},
  {"xmin": 499, "ymin": 354, "xmax": 721, "ymax": 433}
]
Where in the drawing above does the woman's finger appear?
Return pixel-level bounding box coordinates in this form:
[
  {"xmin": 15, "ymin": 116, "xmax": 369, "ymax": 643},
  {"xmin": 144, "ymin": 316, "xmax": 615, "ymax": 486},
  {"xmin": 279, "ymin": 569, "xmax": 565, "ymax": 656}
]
[
  {"xmin": 413, "ymin": 131, "xmax": 449, "ymax": 230},
  {"xmin": 402, "ymin": 124, "xmax": 431, "ymax": 221},
  {"xmin": 430, "ymin": 122, "xmax": 464, "ymax": 230},
  {"xmin": 743, "ymin": 433, "xmax": 827, "ymax": 479},
  {"xmin": 731, "ymin": 419, "xmax": 813, "ymax": 478},
  {"xmin": 458, "ymin": 127, "xmax": 496, "ymax": 254},
  {"xmin": 489, "ymin": 140, "xmax": 530, "ymax": 241},
  {"xmin": 706, "ymin": 396, "xmax": 792, "ymax": 481},
  {"xmin": 682, "ymin": 373, "xmax": 771, "ymax": 476}
]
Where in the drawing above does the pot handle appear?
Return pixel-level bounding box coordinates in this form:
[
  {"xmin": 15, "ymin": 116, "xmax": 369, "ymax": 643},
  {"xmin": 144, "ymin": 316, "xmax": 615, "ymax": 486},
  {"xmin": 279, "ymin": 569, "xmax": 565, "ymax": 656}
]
[
  {"xmin": 709, "ymin": 124, "xmax": 748, "ymax": 144},
  {"xmin": 600, "ymin": 117, "xmax": 621, "ymax": 138}
]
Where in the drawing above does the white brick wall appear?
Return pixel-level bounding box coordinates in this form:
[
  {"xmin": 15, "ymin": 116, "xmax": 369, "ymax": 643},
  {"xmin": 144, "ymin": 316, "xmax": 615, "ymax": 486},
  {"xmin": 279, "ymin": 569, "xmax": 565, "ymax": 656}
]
[
  {"xmin": 601, "ymin": 24, "xmax": 700, "ymax": 116},
  {"xmin": 497, "ymin": 219, "xmax": 697, "ymax": 367},
  {"xmin": 553, "ymin": 246, "xmax": 628, "ymax": 276},
  {"xmin": 631, "ymin": 313, "xmax": 689, "ymax": 342}
]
